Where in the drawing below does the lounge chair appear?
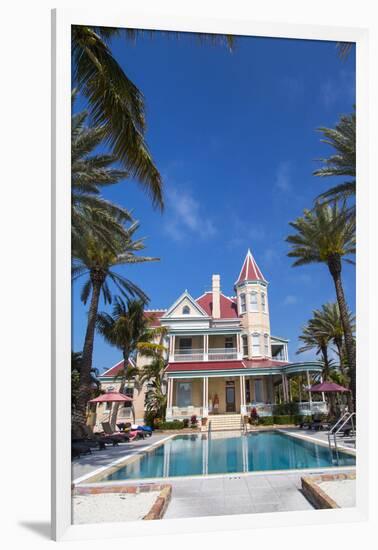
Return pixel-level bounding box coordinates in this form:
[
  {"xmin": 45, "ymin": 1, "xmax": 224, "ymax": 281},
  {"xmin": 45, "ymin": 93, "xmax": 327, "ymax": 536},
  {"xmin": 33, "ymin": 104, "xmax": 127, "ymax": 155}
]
[
  {"xmin": 101, "ymin": 422, "xmax": 133, "ymax": 442},
  {"xmin": 73, "ymin": 425, "xmax": 120, "ymax": 450}
]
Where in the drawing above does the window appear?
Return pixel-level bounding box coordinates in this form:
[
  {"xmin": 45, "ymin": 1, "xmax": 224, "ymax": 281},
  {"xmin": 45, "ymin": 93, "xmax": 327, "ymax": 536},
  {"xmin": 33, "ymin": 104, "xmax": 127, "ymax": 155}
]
[
  {"xmin": 182, "ymin": 305, "xmax": 190, "ymax": 315},
  {"xmin": 252, "ymin": 333, "xmax": 260, "ymax": 356},
  {"xmin": 250, "ymin": 292, "xmax": 258, "ymax": 312},
  {"xmin": 177, "ymin": 382, "xmax": 192, "ymax": 407},
  {"xmin": 254, "ymin": 379, "xmax": 263, "ymax": 402},
  {"xmin": 123, "ymin": 386, "xmax": 134, "ymax": 407},
  {"xmin": 179, "ymin": 338, "xmax": 192, "ymax": 354},
  {"xmin": 242, "ymin": 335, "xmax": 248, "ymax": 357},
  {"xmin": 225, "ymin": 336, "xmax": 234, "ymax": 349},
  {"xmin": 104, "ymin": 401, "xmax": 112, "ymax": 411},
  {"xmin": 264, "ymin": 334, "xmax": 269, "ymax": 356},
  {"xmin": 240, "ymin": 293, "xmax": 246, "ymax": 313},
  {"xmin": 245, "ymin": 380, "xmax": 251, "ymax": 403},
  {"xmin": 261, "ymin": 292, "xmax": 266, "ymax": 312}
]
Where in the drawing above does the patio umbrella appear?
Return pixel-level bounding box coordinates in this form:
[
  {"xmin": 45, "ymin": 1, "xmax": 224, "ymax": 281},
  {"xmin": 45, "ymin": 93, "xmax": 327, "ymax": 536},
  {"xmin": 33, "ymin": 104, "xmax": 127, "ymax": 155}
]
[
  {"xmin": 308, "ymin": 382, "xmax": 351, "ymax": 393},
  {"xmin": 89, "ymin": 392, "xmax": 133, "ymax": 427}
]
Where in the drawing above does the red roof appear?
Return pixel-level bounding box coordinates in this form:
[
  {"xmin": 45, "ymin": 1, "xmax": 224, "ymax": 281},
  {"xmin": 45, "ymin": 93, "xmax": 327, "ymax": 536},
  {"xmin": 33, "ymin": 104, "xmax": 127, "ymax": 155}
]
[
  {"xmin": 166, "ymin": 360, "xmax": 245, "ymax": 372},
  {"xmin": 89, "ymin": 391, "xmax": 133, "ymax": 403},
  {"xmin": 144, "ymin": 310, "xmax": 166, "ymax": 327},
  {"xmin": 101, "ymin": 359, "xmax": 134, "ymax": 378},
  {"xmin": 196, "ymin": 292, "xmax": 239, "ymax": 319},
  {"xmin": 243, "ymin": 359, "xmax": 289, "ymax": 368},
  {"xmin": 235, "ymin": 249, "xmax": 266, "ymax": 285}
]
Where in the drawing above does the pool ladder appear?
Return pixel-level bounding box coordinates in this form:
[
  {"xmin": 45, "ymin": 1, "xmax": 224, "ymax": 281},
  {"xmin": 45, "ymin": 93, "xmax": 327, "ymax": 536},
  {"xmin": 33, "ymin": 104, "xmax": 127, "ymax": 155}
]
[{"xmin": 327, "ymin": 411, "xmax": 356, "ymax": 454}]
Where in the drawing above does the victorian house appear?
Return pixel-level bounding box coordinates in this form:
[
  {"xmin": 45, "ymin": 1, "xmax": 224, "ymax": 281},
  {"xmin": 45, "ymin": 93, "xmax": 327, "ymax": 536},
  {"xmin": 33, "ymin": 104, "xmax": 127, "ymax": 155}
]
[{"xmin": 97, "ymin": 250, "xmax": 326, "ymax": 428}]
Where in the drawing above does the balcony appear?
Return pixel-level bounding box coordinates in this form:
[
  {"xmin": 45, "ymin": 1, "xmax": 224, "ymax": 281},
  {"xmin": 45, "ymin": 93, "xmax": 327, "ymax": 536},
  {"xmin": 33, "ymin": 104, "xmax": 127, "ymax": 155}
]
[{"xmin": 173, "ymin": 347, "xmax": 239, "ymax": 362}]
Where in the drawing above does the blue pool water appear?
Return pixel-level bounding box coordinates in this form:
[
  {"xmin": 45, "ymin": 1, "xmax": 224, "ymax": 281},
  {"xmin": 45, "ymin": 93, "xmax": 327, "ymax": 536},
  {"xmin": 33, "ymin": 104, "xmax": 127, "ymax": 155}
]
[{"xmin": 102, "ymin": 431, "xmax": 355, "ymax": 481}]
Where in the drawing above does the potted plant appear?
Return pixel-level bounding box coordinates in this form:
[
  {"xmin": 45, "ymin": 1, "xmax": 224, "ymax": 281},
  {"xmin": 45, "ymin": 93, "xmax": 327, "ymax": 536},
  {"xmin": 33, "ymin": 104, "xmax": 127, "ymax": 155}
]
[
  {"xmin": 250, "ymin": 407, "xmax": 259, "ymax": 426},
  {"xmin": 201, "ymin": 416, "xmax": 208, "ymax": 427},
  {"xmin": 190, "ymin": 414, "xmax": 198, "ymax": 428}
]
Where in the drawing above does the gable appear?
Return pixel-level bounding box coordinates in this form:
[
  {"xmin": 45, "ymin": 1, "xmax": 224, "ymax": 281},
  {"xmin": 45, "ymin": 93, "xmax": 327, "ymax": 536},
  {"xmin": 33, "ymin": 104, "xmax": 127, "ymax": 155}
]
[{"xmin": 162, "ymin": 291, "xmax": 209, "ymax": 319}]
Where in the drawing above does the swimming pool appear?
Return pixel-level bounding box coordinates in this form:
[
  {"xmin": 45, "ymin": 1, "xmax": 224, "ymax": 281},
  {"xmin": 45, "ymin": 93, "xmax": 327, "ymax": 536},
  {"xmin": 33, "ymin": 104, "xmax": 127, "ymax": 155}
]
[{"xmin": 100, "ymin": 431, "xmax": 355, "ymax": 482}]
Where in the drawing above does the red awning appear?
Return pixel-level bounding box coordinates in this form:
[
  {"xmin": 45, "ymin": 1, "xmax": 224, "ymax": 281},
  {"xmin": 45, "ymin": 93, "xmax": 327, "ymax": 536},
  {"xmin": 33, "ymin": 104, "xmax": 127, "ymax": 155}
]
[
  {"xmin": 309, "ymin": 382, "xmax": 351, "ymax": 393},
  {"xmin": 89, "ymin": 391, "xmax": 133, "ymax": 403}
]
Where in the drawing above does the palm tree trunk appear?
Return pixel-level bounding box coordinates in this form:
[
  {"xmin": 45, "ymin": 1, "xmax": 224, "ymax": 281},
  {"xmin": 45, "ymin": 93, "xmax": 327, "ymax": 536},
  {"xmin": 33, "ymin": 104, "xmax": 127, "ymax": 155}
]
[
  {"xmin": 328, "ymin": 255, "xmax": 356, "ymax": 409},
  {"xmin": 74, "ymin": 273, "xmax": 103, "ymax": 428},
  {"xmin": 110, "ymin": 350, "xmax": 131, "ymax": 429},
  {"xmin": 334, "ymin": 337, "xmax": 345, "ymax": 375}
]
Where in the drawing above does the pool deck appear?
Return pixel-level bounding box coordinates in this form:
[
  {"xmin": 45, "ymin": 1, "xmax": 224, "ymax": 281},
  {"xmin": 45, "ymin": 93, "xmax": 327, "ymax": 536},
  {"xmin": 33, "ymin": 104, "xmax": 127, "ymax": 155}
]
[{"xmin": 72, "ymin": 428, "xmax": 356, "ymax": 519}]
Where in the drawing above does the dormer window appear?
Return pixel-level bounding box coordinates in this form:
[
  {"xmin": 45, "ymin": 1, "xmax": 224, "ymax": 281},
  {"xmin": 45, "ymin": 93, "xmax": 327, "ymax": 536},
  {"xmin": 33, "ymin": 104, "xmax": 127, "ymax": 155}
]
[
  {"xmin": 182, "ymin": 305, "xmax": 190, "ymax": 315},
  {"xmin": 240, "ymin": 293, "xmax": 246, "ymax": 313},
  {"xmin": 250, "ymin": 292, "xmax": 258, "ymax": 312}
]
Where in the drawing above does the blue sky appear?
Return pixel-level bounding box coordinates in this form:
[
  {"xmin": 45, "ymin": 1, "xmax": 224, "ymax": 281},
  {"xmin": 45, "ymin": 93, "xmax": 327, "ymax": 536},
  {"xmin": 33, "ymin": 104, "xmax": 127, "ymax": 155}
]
[{"xmin": 72, "ymin": 32, "xmax": 355, "ymax": 373}]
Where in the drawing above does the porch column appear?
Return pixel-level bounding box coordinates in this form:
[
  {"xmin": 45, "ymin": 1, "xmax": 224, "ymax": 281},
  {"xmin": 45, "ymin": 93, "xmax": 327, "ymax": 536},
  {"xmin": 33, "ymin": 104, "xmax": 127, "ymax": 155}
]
[
  {"xmin": 240, "ymin": 375, "xmax": 247, "ymax": 414},
  {"xmin": 281, "ymin": 373, "xmax": 287, "ymax": 402},
  {"xmin": 306, "ymin": 371, "xmax": 312, "ymax": 406},
  {"xmin": 320, "ymin": 375, "xmax": 326, "ymax": 402},
  {"xmin": 169, "ymin": 335, "xmax": 176, "ymax": 361},
  {"xmin": 166, "ymin": 378, "xmax": 173, "ymax": 420},
  {"xmin": 202, "ymin": 377, "xmax": 209, "ymax": 417},
  {"xmin": 204, "ymin": 334, "xmax": 209, "ymax": 361},
  {"xmin": 288, "ymin": 377, "xmax": 292, "ymax": 402}
]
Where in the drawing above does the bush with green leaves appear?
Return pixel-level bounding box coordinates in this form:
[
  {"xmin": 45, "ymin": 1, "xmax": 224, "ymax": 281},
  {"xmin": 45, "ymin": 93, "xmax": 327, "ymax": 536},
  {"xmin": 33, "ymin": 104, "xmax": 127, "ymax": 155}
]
[
  {"xmin": 258, "ymin": 416, "xmax": 274, "ymax": 426},
  {"xmin": 272, "ymin": 403, "xmax": 299, "ymax": 416},
  {"xmin": 156, "ymin": 420, "xmax": 184, "ymax": 430},
  {"xmin": 273, "ymin": 415, "xmax": 296, "ymax": 425}
]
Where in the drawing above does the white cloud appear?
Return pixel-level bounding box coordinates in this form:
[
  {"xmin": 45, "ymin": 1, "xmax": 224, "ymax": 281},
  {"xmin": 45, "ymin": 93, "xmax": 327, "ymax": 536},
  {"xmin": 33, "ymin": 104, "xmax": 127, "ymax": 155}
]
[
  {"xmin": 282, "ymin": 294, "xmax": 298, "ymax": 306},
  {"xmin": 274, "ymin": 161, "xmax": 292, "ymax": 193},
  {"xmin": 164, "ymin": 186, "xmax": 217, "ymax": 241},
  {"xmin": 320, "ymin": 69, "xmax": 355, "ymax": 109}
]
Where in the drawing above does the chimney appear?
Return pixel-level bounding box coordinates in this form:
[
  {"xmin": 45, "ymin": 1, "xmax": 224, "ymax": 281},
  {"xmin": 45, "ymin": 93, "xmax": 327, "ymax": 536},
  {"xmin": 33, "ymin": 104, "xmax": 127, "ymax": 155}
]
[{"xmin": 212, "ymin": 274, "xmax": 221, "ymax": 319}]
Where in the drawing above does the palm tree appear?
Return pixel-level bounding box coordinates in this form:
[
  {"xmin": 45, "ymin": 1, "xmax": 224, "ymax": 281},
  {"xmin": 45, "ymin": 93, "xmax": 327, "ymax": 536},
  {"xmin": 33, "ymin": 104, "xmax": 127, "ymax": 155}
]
[
  {"xmin": 312, "ymin": 302, "xmax": 355, "ymax": 377},
  {"xmin": 297, "ymin": 320, "xmax": 332, "ymax": 381},
  {"xmin": 286, "ymin": 201, "xmax": 356, "ymax": 406},
  {"xmin": 72, "ymin": 26, "xmax": 163, "ymax": 208},
  {"xmin": 72, "ymin": 222, "xmax": 158, "ymax": 427},
  {"xmin": 71, "ymin": 101, "xmax": 132, "ymax": 252},
  {"xmin": 71, "ymin": 351, "xmax": 100, "ymax": 418},
  {"xmin": 96, "ymin": 297, "xmax": 166, "ymax": 427},
  {"xmin": 314, "ymin": 110, "xmax": 356, "ymax": 205}
]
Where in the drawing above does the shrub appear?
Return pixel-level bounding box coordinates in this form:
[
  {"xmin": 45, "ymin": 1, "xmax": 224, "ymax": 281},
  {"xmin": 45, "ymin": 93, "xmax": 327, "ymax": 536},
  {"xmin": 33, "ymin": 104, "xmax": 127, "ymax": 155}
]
[
  {"xmin": 293, "ymin": 415, "xmax": 312, "ymax": 425},
  {"xmin": 156, "ymin": 420, "xmax": 184, "ymax": 430},
  {"xmin": 144, "ymin": 410, "xmax": 157, "ymax": 427},
  {"xmin": 182, "ymin": 418, "xmax": 189, "ymax": 428},
  {"xmin": 250, "ymin": 407, "xmax": 259, "ymax": 424},
  {"xmin": 273, "ymin": 415, "xmax": 296, "ymax": 425},
  {"xmin": 273, "ymin": 403, "xmax": 299, "ymax": 416},
  {"xmin": 258, "ymin": 416, "xmax": 274, "ymax": 426},
  {"xmin": 190, "ymin": 414, "xmax": 198, "ymax": 427}
]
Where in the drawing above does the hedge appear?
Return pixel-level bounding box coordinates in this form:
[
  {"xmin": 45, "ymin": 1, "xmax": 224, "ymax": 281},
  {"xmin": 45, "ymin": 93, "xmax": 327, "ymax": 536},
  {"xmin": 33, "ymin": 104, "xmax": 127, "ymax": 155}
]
[
  {"xmin": 156, "ymin": 420, "xmax": 184, "ymax": 430},
  {"xmin": 258, "ymin": 416, "xmax": 274, "ymax": 426}
]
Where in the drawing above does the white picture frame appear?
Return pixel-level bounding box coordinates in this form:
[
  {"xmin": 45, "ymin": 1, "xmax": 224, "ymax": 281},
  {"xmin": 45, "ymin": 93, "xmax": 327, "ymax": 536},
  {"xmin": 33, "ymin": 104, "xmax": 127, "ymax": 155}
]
[{"xmin": 52, "ymin": 6, "xmax": 369, "ymax": 542}]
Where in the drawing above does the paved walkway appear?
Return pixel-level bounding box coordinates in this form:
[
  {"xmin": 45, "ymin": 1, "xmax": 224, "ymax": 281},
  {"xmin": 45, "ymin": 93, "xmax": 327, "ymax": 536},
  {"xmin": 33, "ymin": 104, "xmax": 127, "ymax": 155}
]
[
  {"xmin": 72, "ymin": 433, "xmax": 170, "ymax": 481},
  {"xmin": 280, "ymin": 428, "xmax": 356, "ymax": 451}
]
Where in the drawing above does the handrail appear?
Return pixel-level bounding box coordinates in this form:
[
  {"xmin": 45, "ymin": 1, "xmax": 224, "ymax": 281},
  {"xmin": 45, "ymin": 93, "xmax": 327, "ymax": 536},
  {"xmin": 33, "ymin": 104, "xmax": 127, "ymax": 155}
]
[{"xmin": 327, "ymin": 411, "xmax": 356, "ymax": 453}]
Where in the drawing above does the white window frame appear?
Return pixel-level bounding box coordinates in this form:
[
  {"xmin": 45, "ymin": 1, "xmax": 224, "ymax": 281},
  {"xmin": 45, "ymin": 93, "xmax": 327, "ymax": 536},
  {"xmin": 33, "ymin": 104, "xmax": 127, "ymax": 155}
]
[
  {"xmin": 241, "ymin": 335, "xmax": 249, "ymax": 357},
  {"xmin": 261, "ymin": 292, "xmax": 266, "ymax": 312},
  {"xmin": 176, "ymin": 381, "xmax": 192, "ymax": 407},
  {"xmin": 250, "ymin": 291, "xmax": 258, "ymax": 312},
  {"xmin": 240, "ymin": 293, "xmax": 246, "ymax": 313},
  {"xmin": 264, "ymin": 333, "xmax": 269, "ymax": 356},
  {"xmin": 252, "ymin": 332, "xmax": 261, "ymax": 356}
]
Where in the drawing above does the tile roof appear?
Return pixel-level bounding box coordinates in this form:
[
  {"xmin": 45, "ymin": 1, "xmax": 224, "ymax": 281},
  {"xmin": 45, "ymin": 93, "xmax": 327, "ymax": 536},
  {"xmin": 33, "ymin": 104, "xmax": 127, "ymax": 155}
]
[
  {"xmin": 144, "ymin": 310, "xmax": 166, "ymax": 326},
  {"xmin": 100, "ymin": 359, "xmax": 134, "ymax": 378},
  {"xmin": 235, "ymin": 249, "xmax": 266, "ymax": 285},
  {"xmin": 196, "ymin": 292, "xmax": 239, "ymax": 319}
]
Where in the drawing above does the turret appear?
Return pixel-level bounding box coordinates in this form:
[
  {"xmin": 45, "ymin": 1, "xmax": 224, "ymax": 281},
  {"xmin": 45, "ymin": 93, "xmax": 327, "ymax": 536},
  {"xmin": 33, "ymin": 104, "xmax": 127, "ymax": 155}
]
[{"xmin": 235, "ymin": 249, "xmax": 271, "ymax": 359}]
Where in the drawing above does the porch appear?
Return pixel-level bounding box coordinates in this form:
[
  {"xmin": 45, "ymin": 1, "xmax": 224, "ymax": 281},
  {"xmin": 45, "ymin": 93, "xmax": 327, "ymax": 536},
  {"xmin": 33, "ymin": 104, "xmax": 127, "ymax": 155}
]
[
  {"xmin": 169, "ymin": 333, "xmax": 242, "ymax": 362},
  {"xmin": 165, "ymin": 368, "xmax": 328, "ymax": 420}
]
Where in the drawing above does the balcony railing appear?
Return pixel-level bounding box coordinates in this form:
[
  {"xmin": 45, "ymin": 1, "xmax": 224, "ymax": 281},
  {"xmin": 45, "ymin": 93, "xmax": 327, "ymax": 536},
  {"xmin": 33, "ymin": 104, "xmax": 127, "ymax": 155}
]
[
  {"xmin": 208, "ymin": 347, "xmax": 238, "ymax": 360},
  {"xmin": 173, "ymin": 348, "xmax": 238, "ymax": 362}
]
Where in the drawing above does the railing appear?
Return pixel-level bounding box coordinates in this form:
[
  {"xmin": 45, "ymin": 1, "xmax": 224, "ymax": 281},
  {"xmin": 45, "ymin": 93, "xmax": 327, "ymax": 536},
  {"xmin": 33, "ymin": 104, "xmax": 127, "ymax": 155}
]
[
  {"xmin": 208, "ymin": 347, "xmax": 238, "ymax": 360},
  {"xmin": 245, "ymin": 401, "xmax": 328, "ymax": 417},
  {"xmin": 328, "ymin": 411, "xmax": 356, "ymax": 452},
  {"xmin": 173, "ymin": 347, "xmax": 238, "ymax": 362},
  {"xmin": 298, "ymin": 401, "xmax": 328, "ymax": 415},
  {"xmin": 171, "ymin": 406, "xmax": 203, "ymax": 418},
  {"xmin": 173, "ymin": 349, "xmax": 204, "ymax": 362}
]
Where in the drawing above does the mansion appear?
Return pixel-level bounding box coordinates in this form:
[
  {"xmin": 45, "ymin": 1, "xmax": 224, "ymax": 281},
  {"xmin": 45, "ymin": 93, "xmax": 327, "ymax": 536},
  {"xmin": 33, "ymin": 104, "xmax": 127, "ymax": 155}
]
[{"xmin": 97, "ymin": 250, "xmax": 327, "ymax": 426}]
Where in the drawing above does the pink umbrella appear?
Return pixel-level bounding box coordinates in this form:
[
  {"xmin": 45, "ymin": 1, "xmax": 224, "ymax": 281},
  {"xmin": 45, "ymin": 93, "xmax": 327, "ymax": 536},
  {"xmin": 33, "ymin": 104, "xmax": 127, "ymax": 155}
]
[
  {"xmin": 89, "ymin": 391, "xmax": 133, "ymax": 403},
  {"xmin": 89, "ymin": 392, "xmax": 133, "ymax": 427},
  {"xmin": 309, "ymin": 382, "xmax": 351, "ymax": 393}
]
